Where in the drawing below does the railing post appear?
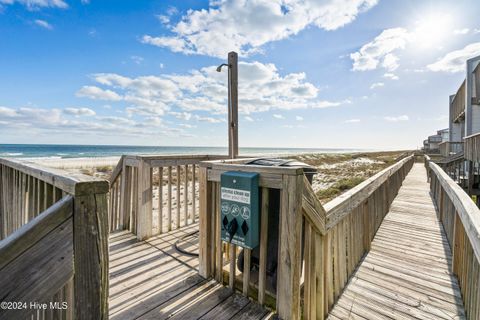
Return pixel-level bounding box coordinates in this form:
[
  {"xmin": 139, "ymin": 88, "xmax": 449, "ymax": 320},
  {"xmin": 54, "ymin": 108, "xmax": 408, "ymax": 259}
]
[
  {"xmin": 119, "ymin": 159, "xmax": 130, "ymax": 230},
  {"xmin": 277, "ymin": 173, "xmax": 303, "ymax": 320},
  {"xmin": 136, "ymin": 160, "xmax": 153, "ymax": 240},
  {"xmin": 73, "ymin": 181, "xmax": 109, "ymax": 320},
  {"xmin": 198, "ymin": 166, "xmax": 213, "ymax": 278}
]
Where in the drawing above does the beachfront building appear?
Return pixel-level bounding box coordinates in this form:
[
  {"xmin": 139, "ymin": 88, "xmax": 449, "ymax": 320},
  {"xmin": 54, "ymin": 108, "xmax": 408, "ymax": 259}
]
[
  {"xmin": 422, "ymin": 129, "xmax": 447, "ymax": 154},
  {"xmin": 436, "ymin": 54, "xmax": 480, "ymax": 205}
]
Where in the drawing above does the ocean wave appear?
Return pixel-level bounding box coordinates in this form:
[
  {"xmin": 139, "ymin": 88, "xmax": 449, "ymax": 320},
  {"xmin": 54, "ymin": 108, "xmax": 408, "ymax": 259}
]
[{"xmin": 0, "ymin": 152, "xmax": 24, "ymax": 156}]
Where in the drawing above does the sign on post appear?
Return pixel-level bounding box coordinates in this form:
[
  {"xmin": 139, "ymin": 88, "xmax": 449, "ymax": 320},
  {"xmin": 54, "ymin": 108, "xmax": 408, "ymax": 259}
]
[{"xmin": 220, "ymin": 171, "xmax": 259, "ymax": 249}]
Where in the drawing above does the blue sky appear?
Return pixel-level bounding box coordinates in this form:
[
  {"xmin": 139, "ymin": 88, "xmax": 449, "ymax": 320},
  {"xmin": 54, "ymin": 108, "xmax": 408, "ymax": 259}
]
[{"xmin": 1, "ymin": 0, "xmax": 479, "ymax": 149}]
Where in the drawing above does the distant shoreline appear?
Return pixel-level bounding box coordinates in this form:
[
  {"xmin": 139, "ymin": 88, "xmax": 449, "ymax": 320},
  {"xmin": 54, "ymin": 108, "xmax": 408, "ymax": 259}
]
[{"xmin": 0, "ymin": 144, "xmax": 372, "ymax": 160}]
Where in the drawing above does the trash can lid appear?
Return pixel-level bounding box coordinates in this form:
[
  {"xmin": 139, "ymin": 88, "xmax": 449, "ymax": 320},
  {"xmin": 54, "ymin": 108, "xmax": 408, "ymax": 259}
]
[{"xmin": 246, "ymin": 158, "xmax": 317, "ymax": 173}]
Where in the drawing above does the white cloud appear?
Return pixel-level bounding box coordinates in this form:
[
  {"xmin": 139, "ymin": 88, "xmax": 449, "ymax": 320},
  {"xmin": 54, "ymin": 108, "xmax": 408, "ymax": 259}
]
[
  {"xmin": 0, "ymin": 105, "xmax": 195, "ymax": 139},
  {"xmin": 475, "ymin": 29, "xmax": 480, "ymax": 34},
  {"xmin": 63, "ymin": 107, "xmax": 96, "ymax": 117},
  {"xmin": 142, "ymin": 35, "xmax": 188, "ymax": 53},
  {"xmin": 34, "ymin": 19, "xmax": 53, "ymax": 30},
  {"xmin": 0, "ymin": 107, "xmax": 63, "ymax": 125},
  {"xmin": 311, "ymin": 100, "xmax": 346, "ymax": 108},
  {"xmin": 193, "ymin": 115, "xmax": 224, "ymax": 123},
  {"xmin": 0, "ymin": 106, "xmax": 18, "ymax": 117},
  {"xmin": 0, "ymin": 0, "xmax": 68, "ymax": 9},
  {"xmin": 295, "ymin": 115, "xmax": 303, "ymax": 121},
  {"xmin": 384, "ymin": 115, "xmax": 408, "ymax": 122},
  {"xmin": 142, "ymin": 0, "xmax": 378, "ymax": 58},
  {"xmin": 344, "ymin": 119, "xmax": 360, "ymax": 123},
  {"xmin": 78, "ymin": 61, "xmax": 346, "ymax": 118},
  {"xmin": 131, "ymin": 55, "xmax": 144, "ymax": 64},
  {"xmin": 350, "ymin": 28, "xmax": 410, "ymax": 71},
  {"xmin": 370, "ymin": 82, "xmax": 384, "ymax": 89},
  {"xmin": 169, "ymin": 111, "xmax": 193, "ymax": 121},
  {"xmin": 383, "ymin": 73, "xmax": 399, "ymax": 80},
  {"xmin": 273, "ymin": 114, "xmax": 284, "ymax": 119},
  {"xmin": 156, "ymin": 15, "xmax": 170, "ymax": 24},
  {"xmin": 453, "ymin": 28, "xmax": 470, "ymax": 35},
  {"xmin": 76, "ymin": 86, "xmax": 122, "ymax": 101},
  {"xmin": 97, "ymin": 116, "xmax": 135, "ymax": 125},
  {"xmin": 427, "ymin": 42, "xmax": 480, "ymax": 73},
  {"xmin": 179, "ymin": 123, "xmax": 195, "ymax": 128},
  {"xmin": 244, "ymin": 116, "xmax": 254, "ymax": 122}
]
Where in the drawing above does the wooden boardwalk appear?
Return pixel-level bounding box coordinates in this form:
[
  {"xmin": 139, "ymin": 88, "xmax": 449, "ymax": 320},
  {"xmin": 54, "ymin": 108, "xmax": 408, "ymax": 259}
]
[
  {"xmin": 108, "ymin": 223, "xmax": 271, "ymax": 320},
  {"xmin": 328, "ymin": 163, "xmax": 466, "ymax": 320}
]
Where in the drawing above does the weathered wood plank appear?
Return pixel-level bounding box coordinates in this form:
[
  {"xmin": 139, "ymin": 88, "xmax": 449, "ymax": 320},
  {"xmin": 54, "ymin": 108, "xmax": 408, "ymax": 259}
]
[
  {"xmin": 0, "ymin": 195, "xmax": 73, "ymax": 270},
  {"xmin": 327, "ymin": 163, "xmax": 466, "ymax": 319},
  {"xmin": 276, "ymin": 174, "xmax": 303, "ymax": 320},
  {"xmin": 0, "ymin": 218, "xmax": 73, "ymax": 320},
  {"xmin": 74, "ymin": 182, "xmax": 109, "ymax": 320},
  {"xmin": 302, "ymin": 175, "xmax": 326, "ymax": 235}
]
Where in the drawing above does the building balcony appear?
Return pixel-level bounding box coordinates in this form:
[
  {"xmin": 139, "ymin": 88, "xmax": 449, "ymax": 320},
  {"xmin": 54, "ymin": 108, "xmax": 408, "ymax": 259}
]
[{"xmin": 439, "ymin": 141, "xmax": 464, "ymax": 157}]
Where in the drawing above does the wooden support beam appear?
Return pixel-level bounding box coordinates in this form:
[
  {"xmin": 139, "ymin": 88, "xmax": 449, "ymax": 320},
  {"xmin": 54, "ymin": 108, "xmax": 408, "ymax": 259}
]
[
  {"xmin": 73, "ymin": 181, "xmax": 109, "ymax": 320},
  {"xmin": 276, "ymin": 174, "xmax": 303, "ymax": 320},
  {"xmin": 136, "ymin": 161, "xmax": 153, "ymax": 240},
  {"xmin": 198, "ymin": 167, "xmax": 213, "ymax": 278}
]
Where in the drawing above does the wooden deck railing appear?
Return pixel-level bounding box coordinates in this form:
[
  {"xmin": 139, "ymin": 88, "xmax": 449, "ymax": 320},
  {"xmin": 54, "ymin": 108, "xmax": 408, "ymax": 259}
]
[
  {"xmin": 464, "ymin": 132, "xmax": 480, "ymax": 162},
  {"xmin": 199, "ymin": 155, "xmax": 414, "ymax": 319},
  {"xmin": 426, "ymin": 156, "xmax": 480, "ymax": 319},
  {"xmin": 0, "ymin": 158, "xmax": 109, "ymax": 320},
  {"xmin": 303, "ymin": 154, "xmax": 414, "ymax": 319},
  {"xmin": 440, "ymin": 141, "xmax": 464, "ymax": 157},
  {"xmin": 451, "ymin": 80, "xmax": 466, "ymax": 123},
  {"xmin": 109, "ymin": 154, "xmax": 228, "ymax": 239}
]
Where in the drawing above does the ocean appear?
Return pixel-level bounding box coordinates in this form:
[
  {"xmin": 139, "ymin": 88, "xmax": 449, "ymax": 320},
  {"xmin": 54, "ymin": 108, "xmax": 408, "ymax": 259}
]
[{"xmin": 0, "ymin": 144, "xmax": 365, "ymax": 159}]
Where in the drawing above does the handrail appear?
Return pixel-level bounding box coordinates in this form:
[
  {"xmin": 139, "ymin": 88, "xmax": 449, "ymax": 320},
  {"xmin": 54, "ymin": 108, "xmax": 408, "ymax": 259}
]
[
  {"xmin": 429, "ymin": 160, "xmax": 480, "ymax": 262},
  {"xmin": 463, "ymin": 131, "xmax": 480, "ymax": 140},
  {"xmin": 324, "ymin": 155, "xmax": 413, "ymax": 229},
  {"xmin": 0, "ymin": 209, "xmax": 74, "ymax": 320},
  {"xmin": 426, "ymin": 155, "xmax": 480, "ymax": 319},
  {"xmin": 109, "ymin": 154, "xmax": 230, "ymax": 237},
  {"xmin": 0, "ymin": 196, "xmax": 74, "ymax": 319},
  {"xmin": 302, "ymin": 175, "xmax": 326, "ymax": 235},
  {"xmin": 0, "ymin": 157, "xmax": 105, "ymax": 195},
  {"xmin": 464, "ymin": 132, "xmax": 480, "ymax": 162},
  {"xmin": 0, "ymin": 158, "xmax": 109, "ymax": 319},
  {"xmin": 301, "ymin": 154, "xmax": 414, "ymax": 319},
  {"xmin": 0, "ymin": 195, "xmax": 73, "ymax": 270},
  {"xmin": 110, "ymin": 155, "xmax": 125, "ymax": 184}
]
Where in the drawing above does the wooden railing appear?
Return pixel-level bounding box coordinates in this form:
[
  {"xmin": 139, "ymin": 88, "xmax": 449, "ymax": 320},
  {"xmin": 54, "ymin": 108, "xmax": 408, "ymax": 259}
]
[
  {"xmin": 451, "ymin": 80, "xmax": 466, "ymax": 123},
  {"xmin": 464, "ymin": 132, "xmax": 480, "ymax": 162},
  {"xmin": 440, "ymin": 141, "xmax": 464, "ymax": 157},
  {"xmin": 198, "ymin": 155, "xmax": 414, "ymax": 319},
  {"xmin": 303, "ymin": 155, "xmax": 414, "ymax": 319},
  {"xmin": 109, "ymin": 154, "xmax": 228, "ymax": 239},
  {"xmin": 425, "ymin": 156, "xmax": 480, "ymax": 319},
  {"xmin": 0, "ymin": 158, "xmax": 109, "ymax": 320}
]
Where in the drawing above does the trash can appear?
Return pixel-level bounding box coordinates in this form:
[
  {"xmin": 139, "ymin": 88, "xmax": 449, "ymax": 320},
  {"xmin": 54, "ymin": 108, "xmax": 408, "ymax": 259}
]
[{"xmin": 237, "ymin": 158, "xmax": 317, "ymax": 291}]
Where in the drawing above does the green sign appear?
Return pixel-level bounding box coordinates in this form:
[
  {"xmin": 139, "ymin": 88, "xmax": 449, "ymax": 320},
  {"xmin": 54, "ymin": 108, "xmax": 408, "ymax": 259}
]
[{"xmin": 220, "ymin": 171, "xmax": 259, "ymax": 249}]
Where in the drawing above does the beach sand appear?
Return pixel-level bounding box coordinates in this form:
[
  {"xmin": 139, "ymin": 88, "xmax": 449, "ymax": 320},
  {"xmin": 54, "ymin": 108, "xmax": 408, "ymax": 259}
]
[{"xmin": 31, "ymin": 150, "xmax": 408, "ymax": 207}]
